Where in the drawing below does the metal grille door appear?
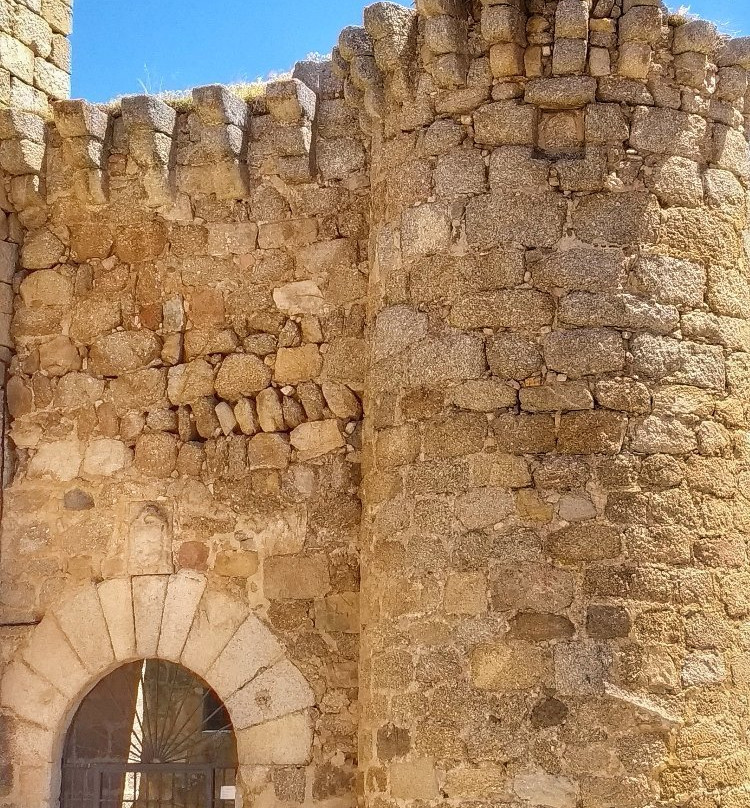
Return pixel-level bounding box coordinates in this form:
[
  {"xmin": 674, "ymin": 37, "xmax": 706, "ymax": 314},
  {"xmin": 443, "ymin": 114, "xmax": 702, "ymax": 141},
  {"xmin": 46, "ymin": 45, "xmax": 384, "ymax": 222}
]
[
  {"xmin": 61, "ymin": 660, "xmax": 238, "ymax": 808},
  {"xmin": 61, "ymin": 764, "xmax": 236, "ymax": 808}
]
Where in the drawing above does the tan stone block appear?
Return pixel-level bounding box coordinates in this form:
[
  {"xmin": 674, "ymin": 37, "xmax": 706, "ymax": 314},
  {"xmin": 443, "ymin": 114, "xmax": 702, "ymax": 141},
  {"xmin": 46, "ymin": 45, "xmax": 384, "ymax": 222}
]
[
  {"xmin": 207, "ymin": 222, "xmax": 257, "ymax": 255},
  {"xmin": 34, "ymin": 56, "xmax": 68, "ymax": 99},
  {"xmin": 630, "ymin": 106, "xmax": 709, "ymax": 161},
  {"xmin": 167, "ymin": 359, "xmax": 215, "ymax": 405},
  {"xmin": 466, "ymin": 192, "xmax": 567, "ymax": 249},
  {"xmin": 474, "ymin": 101, "xmax": 535, "ymax": 146},
  {"xmin": 134, "ymin": 432, "xmax": 179, "ymax": 477},
  {"xmin": 629, "ymin": 415, "xmax": 698, "ymax": 455},
  {"xmin": 520, "ymin": 382, "xmax": 594, "ymax": 413},
  {"xmin": 448, "ymin": 379, "xmax": 517, "ymax": 411},
  {"xmin": 486, "ymin": 332, "xmax": 542, "ymax": 380},
  {"xmin": 317, "ymin": 135, "xmax": 366, "ymax": 179},
  {"xmin": 226, "ymin": 659, "xmax": 315, "ymax": 729},
  {"xmin": 21, "ymin": 228, "xmax": 65, "ymax": 270},
  {"xmin": 0, "ymin": 660, "xmax": 66, "ymax": 728},
  {"xmin": 547, "ymin": 523, "xmax": 622, "ymax": 561},
  {"xmin": 234, "ymin": 397, "xmax": 260, "ymax": 435},
  {"xmin": 273, "ymin": 280, "xmax": 327, "ymax": 317},
  {"xmin": 38, "ymin": 334, "xmax": 80, "ymax": 376},
  {"xmin": 69, "ymin": 297, "xmax": 122, "ymax": 344},
  {"xmin": 713, "ymin": 124, "xmax": 750, "ymax": 183},
  {"xmin": 81, "ymin": 438, "xmax": 132, "ymax": 477},
  {"xmin": 236, "ymin": 711, "xmax": 314, "ymax": 765},
  {"xmin": 182, "ymin": 588, "xmax": 249, "ymax": 676},
  {"xmin": 390, "ymin": 758, "xmax": 440, "ymax": 800},
  {"xmin": 451, "ymin": 289, "xmax": 554, "ymax": 330},
  {"xmin": 552, "ymin": 38, "xmax": 587, "ymax": 76},
  {"xmin": 264, "ymin": 554, "xmax": 330, "ymax": 600},
  {"xmin": 618, "ymin": 42, "xmax": 652, "ymax": 79},
  {"xmin": 53, "ymin": 582, "xmax": 114, "ymax": 673},
  {"xmin": 132, "ymin": 575, "xmax": 168, "ymax": 658},
  {"xmin": 41, "ymin": 0, "xmax": 72, "ymax": 35},
  {"xmin": 247, "ymin": 432, "xmax": 291, "ymax": 469},
  {"xmin": 516, "ymin": 488, "xmax": 554, "ymax": 523},
  {"xmin": 573, "ymin": 191, "xmax": 660, "ymax": 246},
  {"xmin": 471, "ymin": 643, "xmax": 553, "ymax": 690},
  {"xmin": 26, "ymin": 440, "xmax": 83, "ymax": 482},
  {"xmin": 290, "ymin": 419, "xmax": 344, "ymax": 461},
  {"xmin": 10, "ymin": 76, "xmax": 48, "ymax": 116},
  {"xmin": 114, "ymin": 221, "xmax": 167, "ymax": 263},
  {"xmin": 490, "ymin": 43, "xmax": 525, "ymax": 77},
  {"xmin": 321, "ymin": 381, "xmax": 361, "ymax": 419},
  {"xmin": 492, "ymin": 413, "xmax": 556, "ymax": 453},
  {"xmin": 471, "ymin": 453, "xmax": 532, "ymax": 488},
  {"xmin": 207, "ymin": 614, "xmax": 284, "ymax": 699},
  {"xmin": 525, "ymin": 76, "xmax": 597, "ymax": 109},
  {"xmin": 443, "ymin": 764, "xmax": 510, "ymax": 799},
  {"xmin": 21, "ymin": 615, "xmax": 88, "ymax": 699},
  {"xmin": 619, "ymin": 5, "xmax": 662, "ymax": 45},
  {"xmin": 19, "ymin": 268, "xmax": 71, "ymax": 307},
  {"xmin": 215, "ymin": 401, "xmax": 237, "ymax": 436},
  {"xmin": 491, "ymin": 562, "xmax": 574, "ymax": 613},
  {"xmin": 554, "ymin": 642, "xmax": 609, "ymax": 695},
  {"xmin": 256, "ymin": 387, "xmax": 284, "ymax": 432},
  {"xmin": 258, "ymin": 218, "xmax": 318, "ymax": 250},
  {"xmin": 507, "ymin": 612, "xmax": 575, "ymax": 641},
  {"xmin": 482, "ymin": 4, "xmax": 525, "ymax": 44},
  {"xmin": 215, "ymin": 353, "xmax": 273, "ymax": 400},
  {"xmin": 13, "ymin": 7, "xmax": 52, "ymax": 58},
  {"xmin": 0, "ymin": 32, "xmax": 34, "ymax": 82},
  {"xmin": 97, "ymin": 578, "xmax": 136, "ymax": 661},
  {"xmin": 455, "ymin": 487, "xmax": 514, "ymax": 530},
  {"xmin": 544, "ymin": 328, "xmax": 625, "ymax": 378},
  {"xmin": 423, "ymin": 412, "xmax": 487, "ymax": 459},
  {"xmin": 89, "ymin": 331, "xmax": 162, "ymax": 377},
  {"xmin": 157, "ymin": 572, "xmax": 207, "ymax": 661},
  {"xmin": 401, "ymin": 203, "xmax": 451, "ymax": 257},
  {"xmin": 557, "ymin": 411, "xmax": 627, "ymax": 454},
  {"xmin": 444, "ymin": 571, "xmax": 488, "ymax": 615},
  {"xmin": 274, "ymin": 344, "xmax": 322, "ymax": 384}
]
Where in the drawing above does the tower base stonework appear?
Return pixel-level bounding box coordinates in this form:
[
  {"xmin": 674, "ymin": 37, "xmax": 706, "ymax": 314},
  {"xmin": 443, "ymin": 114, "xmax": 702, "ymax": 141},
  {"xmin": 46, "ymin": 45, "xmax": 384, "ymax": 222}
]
[{"xmin": 0, "ymin": 2, "xmax": 749, "ymax": 808}]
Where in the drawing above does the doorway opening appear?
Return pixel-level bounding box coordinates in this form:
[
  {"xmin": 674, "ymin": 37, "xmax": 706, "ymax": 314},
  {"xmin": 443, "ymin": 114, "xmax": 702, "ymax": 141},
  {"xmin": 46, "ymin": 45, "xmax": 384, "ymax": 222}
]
[{"xmin": 61, "ymin": 660, "xmax": 237, "ymax": 808}]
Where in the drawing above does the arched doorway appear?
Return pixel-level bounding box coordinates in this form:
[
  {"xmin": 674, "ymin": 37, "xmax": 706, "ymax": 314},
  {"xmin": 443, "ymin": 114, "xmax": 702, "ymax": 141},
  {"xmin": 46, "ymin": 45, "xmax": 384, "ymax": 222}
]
[{"xmin": 61, "ymin": 660, "xmax": 237, "ymax": 808}]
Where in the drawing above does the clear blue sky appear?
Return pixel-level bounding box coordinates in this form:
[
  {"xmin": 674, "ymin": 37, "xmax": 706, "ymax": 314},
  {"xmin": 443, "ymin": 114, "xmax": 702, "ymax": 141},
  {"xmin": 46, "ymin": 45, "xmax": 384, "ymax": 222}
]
[{"xmin": 71, "ymin": 0, "xmax": 749, "ymax": 103}]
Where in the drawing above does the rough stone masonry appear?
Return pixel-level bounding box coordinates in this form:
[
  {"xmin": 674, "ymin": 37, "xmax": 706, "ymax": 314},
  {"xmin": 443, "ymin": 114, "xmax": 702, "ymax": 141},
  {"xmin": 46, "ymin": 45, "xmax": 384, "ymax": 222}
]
[{"xmin": 0, "ymin": 0, "xmax": 749, "ymax": 806}]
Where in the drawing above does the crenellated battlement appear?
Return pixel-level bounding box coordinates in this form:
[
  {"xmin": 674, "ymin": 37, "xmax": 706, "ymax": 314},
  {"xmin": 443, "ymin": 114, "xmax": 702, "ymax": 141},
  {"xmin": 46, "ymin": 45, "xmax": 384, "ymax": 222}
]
[{"xmin": 0, "ymin": 66, "xmax": 371, "ymax": 224}]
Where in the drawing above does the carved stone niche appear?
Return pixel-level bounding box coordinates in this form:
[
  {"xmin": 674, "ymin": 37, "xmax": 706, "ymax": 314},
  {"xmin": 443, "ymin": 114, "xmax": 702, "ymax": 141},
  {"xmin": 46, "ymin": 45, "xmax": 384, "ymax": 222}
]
[{"xmin": 127, "ymin": 502, "xmax": 174, "ymax": 575}]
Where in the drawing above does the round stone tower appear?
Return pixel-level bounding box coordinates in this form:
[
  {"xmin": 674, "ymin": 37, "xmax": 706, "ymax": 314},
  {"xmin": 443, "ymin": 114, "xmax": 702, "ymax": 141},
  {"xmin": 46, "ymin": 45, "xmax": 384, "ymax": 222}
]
[{"xmin": 338, "ymin": 1, "xmax": 750, "ymax": 805}]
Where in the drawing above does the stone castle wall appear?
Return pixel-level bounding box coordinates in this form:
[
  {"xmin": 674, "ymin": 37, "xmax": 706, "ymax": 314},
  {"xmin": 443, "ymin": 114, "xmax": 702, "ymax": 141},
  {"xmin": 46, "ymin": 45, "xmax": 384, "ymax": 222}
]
[
  {"xmin": 0, "ymin": 60, "xmax": 368, "ymax": 808},
  {"xmin": 0, "ymin": 0, "xmax": 70, "ymax": 116},
  {"xmin": 0, "ymin": 1, "xmax": 749, "ymax": 807}
]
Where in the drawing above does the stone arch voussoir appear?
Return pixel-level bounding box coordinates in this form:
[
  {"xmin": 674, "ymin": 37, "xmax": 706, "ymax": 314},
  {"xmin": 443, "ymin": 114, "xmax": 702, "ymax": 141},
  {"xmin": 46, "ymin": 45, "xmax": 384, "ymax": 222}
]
[{"xmin": 0, "ymin": 573, "xmax": 315, "ymax": 807}]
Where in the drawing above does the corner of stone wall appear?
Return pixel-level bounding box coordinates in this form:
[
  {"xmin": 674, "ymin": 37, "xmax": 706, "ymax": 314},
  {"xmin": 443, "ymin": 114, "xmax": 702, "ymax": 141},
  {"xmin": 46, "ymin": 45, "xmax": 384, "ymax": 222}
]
[{"xmin": 354, "ymin": 0, "xmax": 750, "ymax": 806}]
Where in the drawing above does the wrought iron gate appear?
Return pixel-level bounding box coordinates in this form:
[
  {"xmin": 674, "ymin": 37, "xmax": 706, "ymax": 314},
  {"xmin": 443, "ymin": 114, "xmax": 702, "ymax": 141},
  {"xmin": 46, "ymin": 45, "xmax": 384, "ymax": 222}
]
[
  {"xmin": 61, "ymin": 763, "xmax": 237, "ymax": 808},
  {"xmin": 61, "ymin": 660, "xmax": 238, "ymax": 808}
]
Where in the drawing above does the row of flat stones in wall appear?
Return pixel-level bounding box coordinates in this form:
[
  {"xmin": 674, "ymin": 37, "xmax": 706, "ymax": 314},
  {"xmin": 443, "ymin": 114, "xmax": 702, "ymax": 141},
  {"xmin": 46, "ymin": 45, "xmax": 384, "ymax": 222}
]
[
  {"xmin": 367, "ymin": 109, "xmax": 748, "ymax": 216},
  {"xmin": 0, "ymin": 0, "xmax": 70, "ymax": 114}
]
